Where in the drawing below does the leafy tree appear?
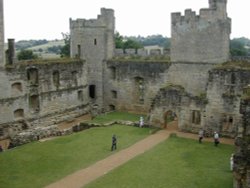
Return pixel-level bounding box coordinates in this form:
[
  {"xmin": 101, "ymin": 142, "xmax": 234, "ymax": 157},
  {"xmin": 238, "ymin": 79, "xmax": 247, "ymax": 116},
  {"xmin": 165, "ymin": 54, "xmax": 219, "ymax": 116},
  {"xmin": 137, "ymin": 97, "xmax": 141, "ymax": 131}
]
[
  {"xmin": 115, "ymin": 32, "xmax": 143, "ymax": 50},
  {"xmin": 230, "ymin": 38, "xmax": 248, "ymax": 56},
  {"xmin": 115, "ymin": 32, "xmax": 124, "ymax": 49},
  {"xmin": 17, "ymin": 49, "xmax": 38, "ymax": 60},
  {"xmin": 60, "ymin": 32, "xmax": 70, "ymax": 57},
  {"xmin": 123, "ymin": 39, "xmax": 143, "ymax": 49}
]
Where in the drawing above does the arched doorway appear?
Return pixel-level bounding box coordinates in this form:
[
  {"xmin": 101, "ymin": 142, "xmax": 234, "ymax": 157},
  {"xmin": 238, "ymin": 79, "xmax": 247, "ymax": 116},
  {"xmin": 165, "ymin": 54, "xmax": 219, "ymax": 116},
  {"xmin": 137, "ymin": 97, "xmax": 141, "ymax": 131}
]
[{"xmin": 163, "ymin": 110, "xmax": 178, "ymax": 130}]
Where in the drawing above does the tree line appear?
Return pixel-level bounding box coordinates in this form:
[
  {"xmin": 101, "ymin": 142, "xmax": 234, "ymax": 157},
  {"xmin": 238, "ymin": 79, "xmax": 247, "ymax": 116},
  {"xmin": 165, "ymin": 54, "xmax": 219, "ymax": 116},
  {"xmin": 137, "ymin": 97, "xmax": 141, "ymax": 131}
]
[{"xmin": 15, "ymin": 33, "xmax": 250, "ymax": 60}]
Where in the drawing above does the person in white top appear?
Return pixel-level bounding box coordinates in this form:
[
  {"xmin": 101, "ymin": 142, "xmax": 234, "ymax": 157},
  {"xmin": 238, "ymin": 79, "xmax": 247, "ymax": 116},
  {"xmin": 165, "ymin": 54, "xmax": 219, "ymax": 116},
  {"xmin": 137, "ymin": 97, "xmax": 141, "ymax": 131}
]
[
  {"xmin": 214, "ymin": 132, "xmax": 219, "ymax": 146},
  {"xmin": 139, "ymin": 116, "xmax": 144, "ymax": 128},
  {"xmin": 230, "ymin": 154, "xmax": 234, "ymax": 171}
]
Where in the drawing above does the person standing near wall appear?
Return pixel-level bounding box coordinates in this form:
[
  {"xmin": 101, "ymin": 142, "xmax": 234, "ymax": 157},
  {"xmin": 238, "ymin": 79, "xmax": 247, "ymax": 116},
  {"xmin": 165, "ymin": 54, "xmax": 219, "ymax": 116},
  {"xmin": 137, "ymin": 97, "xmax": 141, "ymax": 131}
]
[
  {"xmin": 214, "ymin": 132, "xmax": 220, "ymax": 146},
  {"xmin": 230, "ymin": 154, "xmax": 234, "ymax": 171},
  {"xmin": 198, "ymin": 129, "xmax": 204, "ymax": 143},
  {"xmin": 139, "ymin": 116, "xmax": 144, "ymax": 128}
]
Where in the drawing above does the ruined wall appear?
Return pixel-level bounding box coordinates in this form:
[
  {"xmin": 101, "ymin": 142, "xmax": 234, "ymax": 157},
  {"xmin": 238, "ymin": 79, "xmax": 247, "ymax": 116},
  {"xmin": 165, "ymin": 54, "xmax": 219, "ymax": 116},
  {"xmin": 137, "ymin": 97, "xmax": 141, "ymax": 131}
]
[
  {"xmin": 171, "ymin": 0, "xmax": 231, "ymax": 63},
  {"xmin": 234, "ymin": 94, "xmax": 250, "ymax": 188},
  {"xmin": 0, "ymin": 0, "xmax": 4, "ymax": 67},
  {"xmin": 0, "ymin": 60, "xmax": 89, "ymax": 140},
  {"xmin": 70, "ymin": 8, "xmax": 115, "ymax": 112},
  {"xmin": 149, "ymin": 85, "xmax": 207, "ymax": 132},
  {"xmin": 104, "ymin": 60, "xmax": 171, "ymax": 113},
  {"xmin": 167, "ymin": 62, "xmax": 214, "ymax": 95},
  {"xmin": 205, "ymin": 68, "xmax": 250, "ymax": 137}
]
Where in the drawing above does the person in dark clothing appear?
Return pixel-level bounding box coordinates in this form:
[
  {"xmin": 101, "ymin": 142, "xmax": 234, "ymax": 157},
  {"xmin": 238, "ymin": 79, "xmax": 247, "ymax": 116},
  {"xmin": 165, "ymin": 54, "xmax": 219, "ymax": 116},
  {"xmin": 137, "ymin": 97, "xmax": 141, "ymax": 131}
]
[
  {"xmin": 111, "ymin": 134, "xmax": 117, "ymax": 151},
  {"xmin": 0, "ymin": 145, "xmax": 3, "ymax": 152}
]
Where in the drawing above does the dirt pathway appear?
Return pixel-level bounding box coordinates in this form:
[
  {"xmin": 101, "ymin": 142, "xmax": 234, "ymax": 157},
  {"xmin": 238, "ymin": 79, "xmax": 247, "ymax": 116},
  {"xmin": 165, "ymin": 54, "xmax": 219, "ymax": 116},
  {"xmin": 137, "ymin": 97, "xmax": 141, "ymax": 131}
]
[
  {"xmin": 45, "ymin": 120, "xmax": 234, "ymax": 188},
  {"xmin": 45, "ymin": 130, "xmax": 170, "ymax": 188}
]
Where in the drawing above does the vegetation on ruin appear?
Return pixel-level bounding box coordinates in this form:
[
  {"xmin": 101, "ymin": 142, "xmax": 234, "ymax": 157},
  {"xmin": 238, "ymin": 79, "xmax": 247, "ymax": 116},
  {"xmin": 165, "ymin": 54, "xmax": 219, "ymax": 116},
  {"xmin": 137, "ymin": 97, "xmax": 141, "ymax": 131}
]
[
  {"xmin": 241, "ymin": 86, "xmax": 250, "ymax": 100},
  {"xmin": 215, "ymin": 61, "xmax": 250, "ymax": 70},
  {"xmin": 110, "ymin": 55, "xmax": 170, "ymax": 63},
  {"xmin": 85, "ymin": 136, "xmax": 234, "ymax": 188},
  {"xmin": 161, "ymin": 83, "xmax": 185, "ymax": 91},
  {"xmin": 0, "ymin": 124, "xmax": 151, "ymax": 188},
  {"xmin": 16, "ymin": 58, "xmax": 83, "ymax": 66}
]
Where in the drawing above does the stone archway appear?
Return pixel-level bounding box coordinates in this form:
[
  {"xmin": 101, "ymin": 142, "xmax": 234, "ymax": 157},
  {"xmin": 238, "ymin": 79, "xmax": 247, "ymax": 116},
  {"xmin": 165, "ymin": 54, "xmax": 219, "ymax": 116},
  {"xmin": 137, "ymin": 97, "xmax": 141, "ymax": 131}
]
[{"xmin": 163, "ymin": 110, "xmax": 178, "ymax": 130}]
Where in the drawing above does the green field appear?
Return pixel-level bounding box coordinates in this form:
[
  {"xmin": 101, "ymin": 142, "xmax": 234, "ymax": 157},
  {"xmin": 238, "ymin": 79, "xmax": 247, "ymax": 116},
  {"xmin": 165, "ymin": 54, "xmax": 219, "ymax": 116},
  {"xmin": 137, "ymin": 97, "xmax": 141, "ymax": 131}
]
[
  {"xmin": 0, "ymin": 112, "xmax": 149, "ymax": 188},
  {"xmin": 0, "ymin": 112, "xmax": 234, "ymax": 188},
  {"xmin": 85, "ymin": 135, "xmax": 234, "ymax": 188}
]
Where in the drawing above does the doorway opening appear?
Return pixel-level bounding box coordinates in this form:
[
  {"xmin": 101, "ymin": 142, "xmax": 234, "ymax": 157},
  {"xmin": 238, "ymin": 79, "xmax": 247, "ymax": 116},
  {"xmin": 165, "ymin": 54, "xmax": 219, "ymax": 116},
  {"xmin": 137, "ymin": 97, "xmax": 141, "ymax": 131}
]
[{"xmin": 163, "ymin": 110, "xmax": 178, "ymax": 130}]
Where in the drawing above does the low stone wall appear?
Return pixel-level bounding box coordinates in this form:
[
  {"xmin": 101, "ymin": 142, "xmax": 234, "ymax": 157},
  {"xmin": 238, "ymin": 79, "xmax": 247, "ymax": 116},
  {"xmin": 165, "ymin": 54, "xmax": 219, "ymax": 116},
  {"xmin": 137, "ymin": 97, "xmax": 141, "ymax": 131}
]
[{"xmin": 7, "ymin": 119, "xmax": 150, "ymax": 148}]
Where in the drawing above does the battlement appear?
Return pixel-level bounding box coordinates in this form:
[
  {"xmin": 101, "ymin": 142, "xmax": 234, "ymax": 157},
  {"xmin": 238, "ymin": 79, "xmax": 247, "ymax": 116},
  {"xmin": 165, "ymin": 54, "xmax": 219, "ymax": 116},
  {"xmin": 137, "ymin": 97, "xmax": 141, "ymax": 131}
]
[
  {"xmin": 70, "ymin": 8, "xmax": 114, "ymax": 29},
  {"xmin": 172, "ymin": 0, "xmax": 227, "ymax": 26},
  {"xmin": 171, "ymin": 0, "xmax": 231, "ymax": 63}
]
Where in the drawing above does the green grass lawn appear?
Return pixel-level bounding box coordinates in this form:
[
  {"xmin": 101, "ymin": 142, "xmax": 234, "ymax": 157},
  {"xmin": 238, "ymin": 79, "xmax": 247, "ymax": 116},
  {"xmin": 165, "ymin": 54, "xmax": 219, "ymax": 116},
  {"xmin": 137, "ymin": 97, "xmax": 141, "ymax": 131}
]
[
  {"xmin": 85, "ymin": 136, "xmax": 234, "ymax": 188},
  {"xmin": 88, "ymin": 111, "xmax": 147, "ymax": 124},
  {"xmin": 0, "ymin": 125, "xmax": 151, "ymax": 188}
]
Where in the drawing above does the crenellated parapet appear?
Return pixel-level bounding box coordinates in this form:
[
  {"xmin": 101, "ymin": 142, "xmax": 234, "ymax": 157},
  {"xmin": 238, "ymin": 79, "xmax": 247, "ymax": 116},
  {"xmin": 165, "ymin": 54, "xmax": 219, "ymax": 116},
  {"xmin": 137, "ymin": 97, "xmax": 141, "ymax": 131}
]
[
  {"xmin": 171, "ymin": 0, "xmax": 231, "ymax": 63},
  {"xmin": 70, "ymin": 8, "xmax": 114, "ymax": 30},
  {"xmin": 70, "ymin": 8, "xmax": 115, "ymax": 60}
]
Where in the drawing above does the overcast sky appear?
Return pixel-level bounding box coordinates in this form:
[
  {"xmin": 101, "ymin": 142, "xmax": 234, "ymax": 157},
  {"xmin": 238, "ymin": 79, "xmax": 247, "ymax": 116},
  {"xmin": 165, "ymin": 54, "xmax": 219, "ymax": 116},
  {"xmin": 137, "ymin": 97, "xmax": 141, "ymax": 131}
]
[{"xmin": 3, "ymin": 0, "xmax": 250, "ymax": 41}]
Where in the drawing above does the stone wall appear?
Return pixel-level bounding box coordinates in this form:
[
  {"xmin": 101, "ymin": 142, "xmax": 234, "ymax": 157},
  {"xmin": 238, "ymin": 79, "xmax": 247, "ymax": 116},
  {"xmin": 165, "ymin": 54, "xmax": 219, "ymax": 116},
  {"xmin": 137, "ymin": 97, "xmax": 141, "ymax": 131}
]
[
  {"xmin": 167, "ymin": 62, "xmax": 214, "ymax": 95},
  {"xmin": 205, "ymin": 68, "xmax": 250, "ymax": 137},
  {"xmin": 0, "ymin": 59, "xmax": 89, "ymax": 141},
  {"xmin": 0, "ymin": 0, "xmax": 4, "ymax": 67},
  {"xmin": 233, "ymin": 96, "xmax": 250, "ymax": 188},
  {"xmin": 104, "ymin": 60, "xmax": 171, "ymax": 113},
  {"xmin": 70, "ymin": 8, "xmax": 115, "ymax": 112},
  {"xmin": 149, "ymin": 84, "xmax": 207, "ymax": 133},
  {"xmin": 171, "ymin": 0, "xmax": 231, "ymax": 63}
]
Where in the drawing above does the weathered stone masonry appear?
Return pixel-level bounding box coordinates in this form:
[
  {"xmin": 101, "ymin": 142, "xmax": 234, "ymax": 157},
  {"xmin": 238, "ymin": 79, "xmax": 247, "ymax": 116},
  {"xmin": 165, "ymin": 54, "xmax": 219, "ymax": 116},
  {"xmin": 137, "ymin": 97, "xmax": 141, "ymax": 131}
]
[{"xmin": 234, "ymin": 91, "xmax": 250, "ymax": 188}]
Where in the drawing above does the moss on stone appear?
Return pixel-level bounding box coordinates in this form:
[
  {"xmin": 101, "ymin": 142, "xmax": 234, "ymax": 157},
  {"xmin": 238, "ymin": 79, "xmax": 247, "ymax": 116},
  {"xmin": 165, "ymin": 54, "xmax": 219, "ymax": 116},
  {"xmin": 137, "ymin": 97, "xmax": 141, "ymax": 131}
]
[
  {"xmin": 215, "ymin": 61, "xmax": 250, "ymax": 70},
  {"xmin": 17, "ymin": 58, "xmax": 83, "ymax": 66}
]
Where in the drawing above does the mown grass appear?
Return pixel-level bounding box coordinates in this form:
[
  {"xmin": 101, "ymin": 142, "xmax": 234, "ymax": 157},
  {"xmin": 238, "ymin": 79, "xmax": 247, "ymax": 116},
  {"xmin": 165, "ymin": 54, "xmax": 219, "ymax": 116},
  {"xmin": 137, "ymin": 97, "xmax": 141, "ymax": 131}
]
[
  {"xmin": 88, "ymin": 111, "xmax": 147, "ymax": 124},
  {"xmin": 0, "ymin": 125, "xmax": 151, "ymax": 188},
  {"xmin": 85, "ymin": 136, "xmax": 234, "ymax": 188}
]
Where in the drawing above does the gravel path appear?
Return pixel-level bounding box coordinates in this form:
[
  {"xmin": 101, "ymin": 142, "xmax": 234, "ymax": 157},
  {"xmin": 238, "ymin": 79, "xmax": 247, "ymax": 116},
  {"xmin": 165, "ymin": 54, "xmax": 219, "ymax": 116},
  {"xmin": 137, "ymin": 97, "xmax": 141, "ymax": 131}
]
[
  {"xmin": 45, "ymin": 120, "xmax": 234, "ymax": 188},
  {"xmin": 45, "ymin": 130, "xmax": 170, "ymax": 188}
]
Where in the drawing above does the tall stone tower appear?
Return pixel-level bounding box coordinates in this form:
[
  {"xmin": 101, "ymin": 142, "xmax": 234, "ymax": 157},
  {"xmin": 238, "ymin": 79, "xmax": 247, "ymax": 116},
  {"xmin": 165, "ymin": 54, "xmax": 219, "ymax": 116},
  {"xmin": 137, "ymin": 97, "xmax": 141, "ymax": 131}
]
[
  {"xmin": 0, "ymin": 0, "xmax": 4, "ymax": 67},
  {"xmin": 70, "ymin": 8, "xmax": 115, "ymax": 112},
  {"xmin": 171, "ymin": 0, "xmax": 231, "ymax": 63}
]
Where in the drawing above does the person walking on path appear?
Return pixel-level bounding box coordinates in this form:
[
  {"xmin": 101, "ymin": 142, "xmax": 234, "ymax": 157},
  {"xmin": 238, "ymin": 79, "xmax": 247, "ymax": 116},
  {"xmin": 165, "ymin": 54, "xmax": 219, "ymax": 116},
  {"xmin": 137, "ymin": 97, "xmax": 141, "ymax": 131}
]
[
  {"xmin": 111, "ymin": 134, "xmax": 117, "ymax": 151},
  {"xmin": 214, "ymin": 132, "xmax": 220, "ymax": 146},
  {"xmin": 198, "ymin": 129, "xmax": 204, "ymax": 143}
]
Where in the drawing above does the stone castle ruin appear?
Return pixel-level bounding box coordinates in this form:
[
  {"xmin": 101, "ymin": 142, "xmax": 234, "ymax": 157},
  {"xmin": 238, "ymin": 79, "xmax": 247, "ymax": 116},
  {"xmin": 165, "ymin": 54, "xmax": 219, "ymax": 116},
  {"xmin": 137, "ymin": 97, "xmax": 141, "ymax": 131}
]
[{"xmin": 0, "ymin": 0, "xmax": 249, "ymax": 187}]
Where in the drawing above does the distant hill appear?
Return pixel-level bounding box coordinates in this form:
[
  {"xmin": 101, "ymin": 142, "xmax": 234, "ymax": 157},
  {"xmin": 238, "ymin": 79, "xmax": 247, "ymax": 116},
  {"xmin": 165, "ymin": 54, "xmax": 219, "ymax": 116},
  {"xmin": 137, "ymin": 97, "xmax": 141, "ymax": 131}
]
[{"xmin": 16, "ymin": 39, "xmax": 64, "ymax": 59}]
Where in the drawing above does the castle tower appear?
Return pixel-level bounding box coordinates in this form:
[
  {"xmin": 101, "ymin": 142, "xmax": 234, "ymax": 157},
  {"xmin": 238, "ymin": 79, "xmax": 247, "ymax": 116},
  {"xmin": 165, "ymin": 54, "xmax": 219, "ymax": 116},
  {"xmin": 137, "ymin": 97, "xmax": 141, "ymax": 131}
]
[
  {"xmin": 209, "ymin": 0, "xmax": 227, "ymax": 19},
  {"xmin": 171, "ymin": 0, "xmax": 231, "ymax": 63},
  {"xmin": 0, "ymin": 0, "xmax": 5, "ymax": 67},
  {"xmin": 70, "ymin": 8, "xmax": 115, "ymax": 112}
]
